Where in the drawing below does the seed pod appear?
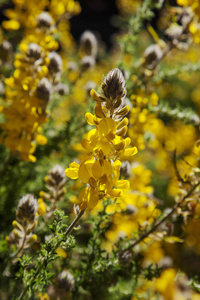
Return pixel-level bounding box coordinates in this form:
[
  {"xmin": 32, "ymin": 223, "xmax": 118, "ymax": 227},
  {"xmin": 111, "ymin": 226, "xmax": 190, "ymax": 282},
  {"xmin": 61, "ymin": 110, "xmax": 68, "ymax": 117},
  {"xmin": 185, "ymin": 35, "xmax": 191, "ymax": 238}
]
[{"xmin": 120, "ymin": 161, "xmax": 131, "ymax": 178}]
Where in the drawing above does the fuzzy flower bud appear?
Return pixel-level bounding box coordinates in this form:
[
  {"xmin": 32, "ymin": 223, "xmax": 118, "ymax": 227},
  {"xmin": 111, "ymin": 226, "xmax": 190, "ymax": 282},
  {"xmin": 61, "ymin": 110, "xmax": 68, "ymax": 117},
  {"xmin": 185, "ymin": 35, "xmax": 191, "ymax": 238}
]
[
  {"xmin": 55, "ymin": 270, "xmax": 75, "ymax": 293},
  {"xmin": 55, "ymin": 83, "xmax": 69, "ymax": 96},
  {"xmin": 37, "ymin": 12, "xmax": 53, "ymax": 29},
  {"xmin": 48, "ymin": 165, "xmax": 66, "ymax": 188},
  {"xmin": 16, "ymin": 194, "xmax": 38, "ymax": 225},
  {"xmin": 80, "ymin": 30, "xmax": 98, "ymax": 58},
  {"xmin": 102, "ymin": 68, "xmax": 126, "ymax": 102},
  {"xmin": 26, "ymin": 43, "xmax": 41, "ymax": 60},
  {"xmin": 143, "ymin": 44, "xmax": 163, "ymax": 70},
  {"xmin": 120, "ymin": 161, "xmax": 131, "ymax": 178},
  {"xmin": 48, "ymin": 52, "xmax": 62, "ymax": 74},
  {"xmin": 0, "ymin": 41, "xmax": 12, "ymax": 61},
  {"xmin": 117, "ymin": 250, "xmax": 133, "ymax": 266},
  {"xmin": 81, "ymin": 55, "xmax": 95, "ymax": 72},
  {"xmin": 36, "ymin": 78, "xmax": 52, "ymax": 102}
]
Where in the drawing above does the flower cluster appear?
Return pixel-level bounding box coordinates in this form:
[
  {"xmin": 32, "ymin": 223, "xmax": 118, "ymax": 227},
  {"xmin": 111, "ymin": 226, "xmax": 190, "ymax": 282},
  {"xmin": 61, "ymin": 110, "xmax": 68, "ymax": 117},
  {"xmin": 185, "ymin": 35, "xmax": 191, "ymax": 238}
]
[
  {"xmin": 65, "ymin": 68, "xmax": 137, "ymax": 210},
  {"xmin": 7, "ymin": 194, "xmax": 38, "ymax": 256},
  {"xmin": 38, "ymin": 165, "xmax": 67, "ymax": 217},
  {"xmin": 1, "ymin": 12, "xmax": 62, "ymax": 162}
]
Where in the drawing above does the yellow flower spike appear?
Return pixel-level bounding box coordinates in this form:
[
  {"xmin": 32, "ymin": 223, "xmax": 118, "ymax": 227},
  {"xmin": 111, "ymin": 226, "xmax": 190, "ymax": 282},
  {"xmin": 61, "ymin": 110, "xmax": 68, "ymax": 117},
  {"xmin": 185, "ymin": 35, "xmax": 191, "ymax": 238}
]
[
  {"xmin": 95, "ymin": 101, "xmax": 106, "ymax": 118},
  {"xmin": 92, "ymin": 160, "xmax": 104, "ymax": 179},
  {"xmin": 35, "ymin": 134, "xmax": 48, "ymax": 145},
  {"xmin": 98, "ymin": 117, "xmax": 117, "ymax": 136},
  {"xmin": 65, "ymin": 162, "xmax": 80, "ymax": 179},
  {"xmin": 38, "ymin": 199, "xmax": 46, "ymax": 216},
  {"xmin": 56, "ymin": 247, "xmax": 67, "ymax": 258},
  {"xmin": 108, "ymin": 188, "xmax": 122, "ymax": 197},
  {"xmin": 123, "ymin": 147, "xmax": 138, "ymax": 157},
  {"xmin": 116, "ymin": 125, "xmax": 128, "ymax": 136},
  {"xmin": 12, "ymin": 220, "xmax": 23, "ymax": 231},
  {"xmin": 90, "ymin": 89, "xmax": 105, "ymax": 102},
  {"xmin": 26, "ymin": 234, "xmax": 37, "ymax": 244},
  {"xmin": 85, "ymin": 112, "xmax": 100, "ymax": 125},
  {"xmin": 78, "ymin": 161, "xmax": 94, "ymax": 183},
  {"xmin": 114, "ymin": 140, "xmax": 126, "ymax": 151},
  {"xmin": 117, "ymin": 118, "xmax": 129, "ymax": 131},
  {"xmin": 116, "ymin": 105, "xmax": 130, "ymax": 116},
  {"xmin": 2, "ymin": 20, "xmax": 20, "ymax": 30},
  {"xmin": 115, "ymin": 180, "xmax": 130, "ymax": 190}
]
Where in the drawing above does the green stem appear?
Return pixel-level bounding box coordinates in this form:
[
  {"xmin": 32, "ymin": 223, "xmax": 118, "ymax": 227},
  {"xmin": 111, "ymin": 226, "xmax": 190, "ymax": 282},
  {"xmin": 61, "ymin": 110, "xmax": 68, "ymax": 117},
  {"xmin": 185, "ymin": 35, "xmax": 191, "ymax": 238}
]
[
  {"xmin": 123, "ymin": 181, "xmax": 200, "ymax": 253},
  {"xmin": 16, "ymin": 209, "xmax": 85, "ymax": 300}
]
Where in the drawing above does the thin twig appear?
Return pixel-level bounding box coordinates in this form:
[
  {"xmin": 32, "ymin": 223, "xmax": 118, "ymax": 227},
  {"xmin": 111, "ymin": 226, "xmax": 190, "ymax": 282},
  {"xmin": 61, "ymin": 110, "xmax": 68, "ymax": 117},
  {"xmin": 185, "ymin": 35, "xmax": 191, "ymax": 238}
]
[
  {"xmin": 16, "ymin": 209, "xmax": 85, "ymax": 300},
  {"xmin": 122, "ymin": 181, "xmax": 200, "ymax": 253}
]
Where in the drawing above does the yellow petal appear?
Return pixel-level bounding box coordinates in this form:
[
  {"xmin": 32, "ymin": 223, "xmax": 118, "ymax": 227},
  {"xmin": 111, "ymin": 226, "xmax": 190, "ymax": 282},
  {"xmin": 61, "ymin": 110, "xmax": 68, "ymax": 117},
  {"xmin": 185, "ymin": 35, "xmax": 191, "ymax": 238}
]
[
  {"xmin": 123, "ymin": 147, "xmax": 138, "ymax": 156},
  {"xmin": 115, "ymin": 180, "xmax": 130, "ymax": 189},
  {"xmin": 65, "ymin": 161, "xmax": 80, "ymax": 179}
]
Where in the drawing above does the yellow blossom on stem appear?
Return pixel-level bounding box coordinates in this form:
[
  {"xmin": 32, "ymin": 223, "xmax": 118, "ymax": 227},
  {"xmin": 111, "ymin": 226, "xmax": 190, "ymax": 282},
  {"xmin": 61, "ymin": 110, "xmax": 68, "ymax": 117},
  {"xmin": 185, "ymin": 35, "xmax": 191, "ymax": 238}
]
[{"xmin": 65, "ymin": 68, "xmax": 137, "ymax": 210}]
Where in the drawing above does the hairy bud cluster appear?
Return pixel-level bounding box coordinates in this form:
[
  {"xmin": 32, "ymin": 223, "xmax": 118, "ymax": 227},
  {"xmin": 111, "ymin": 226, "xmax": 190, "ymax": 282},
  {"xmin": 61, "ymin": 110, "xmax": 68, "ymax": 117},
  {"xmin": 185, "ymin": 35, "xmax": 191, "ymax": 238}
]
[
  {"xmin": 37, "ymin": 12, "xmax": 53, "ymax": 30},
  {"xmin": 36, "ymin": 78, "xmax": 52, "ymax": 103},
  {"xmin": 143, "ymin": 44, "xmax": 163, "ymax": 70},
  {"xmin": 38, "ymin": 165, "xmax": 67, "ymax": 217},
  {"xmin": 7, "ymin": 194, "xmax": 38, "ymax": 255},
  {"xmin": 91, "ymin": 68, "xmax": 129, "ymax": 122},
  {"xmin": 80, "ymin": 30, "xmax": 98, "ymax": 72},
  {"xmin": 47, "ymin": 270, "xmax": 75, "ymax": 299}
]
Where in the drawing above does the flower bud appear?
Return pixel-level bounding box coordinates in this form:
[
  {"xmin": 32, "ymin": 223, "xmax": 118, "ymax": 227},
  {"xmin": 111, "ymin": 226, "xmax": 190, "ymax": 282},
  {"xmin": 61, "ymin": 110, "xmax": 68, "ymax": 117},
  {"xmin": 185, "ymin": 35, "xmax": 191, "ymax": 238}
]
[
  {"xmin": 0, "ymin": 41, "xmax": 12, "ymax": 61},
  {"xmin": 55, "ymin": 83, "xmax": 69, "ymax": 95},
  {"xmin": 16, "ymin": 194, "xmax": 38, "ymax": 225},
  {"xmin": 117, "ymin": 250, "xmax": 133, "ymax": 266},
  {"xmin": 80, "ymin": 30, "xmax": 98, "ymax": 58},
  {"xmin": 120, "ymin": 161, "xmax": 131, "ymax": 178},
  {"xmin": 143, "ymin": 44, "xmax": 163, "ymax": 70},
  {"xmin": 37, "ymin": 12, "xmax": 53, "ymax": 29},
  {"xmin": 81, "ymin": 55, "xmax": 95, "ymax": 72},
  {"xmin": 26, "ymin": 43, "xmax": 41, "ymax": 60},
  {"xmin": 36, "ymin": 78, "xmax": 52, "ymax": 102},
  {"xmin": 55, "ymin": 270, "xmax": 75, "ymax": 293},
  {"xmin": 102, "ymin": 68, "xmax": 126, "ymax": 102},
  {"xmin": 48, "ymin": 52, "xmax": 62, "ymax": 74}
]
